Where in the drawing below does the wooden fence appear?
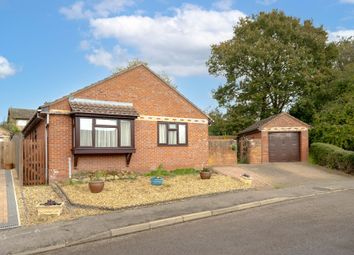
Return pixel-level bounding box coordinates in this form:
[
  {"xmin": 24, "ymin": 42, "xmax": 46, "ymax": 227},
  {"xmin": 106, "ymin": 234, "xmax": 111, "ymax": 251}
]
[
  {"xmin": 0, "ymin": 140, "xmax": 15, "ymax": 169},
  {"xmin": 23, "ymin": 139, "xmax": 45, "ymax": 185},
  {"xmin": 12, "ymin": 134, "xmax": 24, "ymax": 185},
  {"xmin": 208, "ymin": 136, "xmax": 237, "ymax": 166}
]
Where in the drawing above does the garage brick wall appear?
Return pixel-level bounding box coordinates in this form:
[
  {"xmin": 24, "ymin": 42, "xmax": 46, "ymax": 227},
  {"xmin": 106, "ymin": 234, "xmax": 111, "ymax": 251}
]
[{"xmin": 239, "ymin": 113, "xmax": 310, "ymax": 164}]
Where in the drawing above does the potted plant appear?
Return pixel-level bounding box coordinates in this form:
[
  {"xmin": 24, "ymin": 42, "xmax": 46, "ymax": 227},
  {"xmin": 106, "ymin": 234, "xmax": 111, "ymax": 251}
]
[
  {"xmin": 150, "ymin": 164, "xmax": 165, "ymax": 186},
  {"xmin": 150, "ymin": 176, "xmax": 164, "ymax": 186},
  {"xmin": 240, "ymin": 173, "xmax": 252, "ymax": 185},
  {"xmin": 88, "ymin": 171, "xmax": 105, "ymax": 193},
  {"xmin": 200, "ymin": 167, "xmax": 212, "ymax": 179},
  {"xmin": 37, "ymin": 199, "xmax": 64, "ymax": 216}
]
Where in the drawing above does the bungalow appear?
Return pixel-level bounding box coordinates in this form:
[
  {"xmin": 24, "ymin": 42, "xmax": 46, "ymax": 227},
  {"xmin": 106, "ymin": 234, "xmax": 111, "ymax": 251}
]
[
  {"xmin": 7, "ymin": 108, "xmax": 36, "ymax": 130},
  {"xmin": 22, "ymin": 64, "xmax": 210, "ymax": 182}
]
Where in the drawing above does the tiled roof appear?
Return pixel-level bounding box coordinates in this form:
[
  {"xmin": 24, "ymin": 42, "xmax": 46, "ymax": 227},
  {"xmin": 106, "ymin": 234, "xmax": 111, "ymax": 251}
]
[
  {"xmin": 69, "ymin": 98, "xmax": 139, "ymax": 117},
  {"xmin": 42, "ymin": 64, "xmax": 210, "ymax": 120},
  {"xmin": 8, "ymin": 108, "xmax": 36, "ymax": 120},
  {"xmin": 238, "ymin": 112, "xmax": 310, "ymax": 136},
  {"xmin": 238, "ymin": 114, "xmax": 281, "ymax": 135}
]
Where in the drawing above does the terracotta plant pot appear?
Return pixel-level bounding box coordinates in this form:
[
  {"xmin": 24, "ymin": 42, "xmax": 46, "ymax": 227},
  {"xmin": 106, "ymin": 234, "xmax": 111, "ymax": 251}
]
[
  {"xmin": 200, "ymin": 171, "xmax": 212, "ymax": 179},
  {"xmin": 88, "ymin": 180, "xmax": 105, "ymax": 193},
  {"xmin": 4, "ymin": 163, "xmax": 14, "ymax": 170}
]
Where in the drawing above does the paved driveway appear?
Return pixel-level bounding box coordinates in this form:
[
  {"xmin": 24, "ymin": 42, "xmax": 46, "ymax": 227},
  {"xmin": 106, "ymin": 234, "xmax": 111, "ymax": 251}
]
[
  {"xmin": 214, "ymin": 163, "xmax": 353, "ymax": 189},
  {"xmin": 0, "ymin": 170, "xmax": 20, "ymax": 229}
]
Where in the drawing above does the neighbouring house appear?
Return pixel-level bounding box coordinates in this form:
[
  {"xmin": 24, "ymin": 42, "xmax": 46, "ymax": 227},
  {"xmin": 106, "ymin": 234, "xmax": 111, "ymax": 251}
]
[
  {"xmin": 0, "ymin": 127, "xmax": 10, "ymax": 142},
  {"xmin": 237, "ymin": 113, "xmax": 310, "ymax": 164},
  {"xmin": 7, "ymin": 108, "xmax": 36, "ymax": 130},
  {"xmin": 22, "ymin": 64, "xmax": 210, "ymax": 183}
]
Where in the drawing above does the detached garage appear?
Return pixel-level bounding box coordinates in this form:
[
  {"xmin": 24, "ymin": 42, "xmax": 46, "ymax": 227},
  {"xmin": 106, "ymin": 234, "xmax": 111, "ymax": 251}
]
[{"xmin": 237, "ymin": 113, "xmax": 310, "ymax": 164}]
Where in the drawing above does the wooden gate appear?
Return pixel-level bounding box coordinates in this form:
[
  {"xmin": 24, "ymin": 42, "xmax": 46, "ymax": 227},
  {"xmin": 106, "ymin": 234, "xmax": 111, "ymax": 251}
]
[{"xmin": 23, "ymin": 139, "xmax": 45, "ymax": 185}]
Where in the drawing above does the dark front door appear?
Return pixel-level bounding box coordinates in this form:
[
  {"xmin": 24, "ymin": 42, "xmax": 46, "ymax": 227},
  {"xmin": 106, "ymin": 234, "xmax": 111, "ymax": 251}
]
[{"xmin": 268, "ymin": 132, "xmax": 300, "ymax": 162}]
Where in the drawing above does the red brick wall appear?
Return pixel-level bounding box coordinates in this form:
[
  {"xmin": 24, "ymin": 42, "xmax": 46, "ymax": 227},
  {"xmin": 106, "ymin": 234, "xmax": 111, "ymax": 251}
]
[
  {"xmin": 300, "ymin": 130, "xmax": 309, "ymax": 162},
  {"xmin": 44, "ymin": 66, "xmax": 208, "ymax": 181},
  {"xmin": 261, "ymin": 131, "xmax": 269, "ymax": 163}
]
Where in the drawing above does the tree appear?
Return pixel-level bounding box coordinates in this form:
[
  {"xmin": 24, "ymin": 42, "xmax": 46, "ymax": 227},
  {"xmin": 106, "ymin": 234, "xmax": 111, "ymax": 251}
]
[
  {"xmin": 336, "ymin": 37, "xmax": 354, "ymax": 70},
  {"xmin": 310, "ymin": 87, "xmax": 354, "ymax": 150},
  {"xmin": 207, "ymin": 10, "xmax": 337, "ymax": 126},
  {"xmin": 291, "ymin": 38, "xmax": 354, "ymax": 125},
  {"xmin": 0, "ymin": 121, "xmax": 20, "ymax": 135},
  {"xmin": 208, "ymin": 106, "xmax": 255, "ymax": 136}
]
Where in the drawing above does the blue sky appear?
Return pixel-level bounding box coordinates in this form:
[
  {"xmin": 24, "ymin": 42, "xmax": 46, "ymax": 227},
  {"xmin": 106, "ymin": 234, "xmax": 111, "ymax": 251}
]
[{"xmin": 1, "ymin": 0, "xmax": 354, "ymax": 121}]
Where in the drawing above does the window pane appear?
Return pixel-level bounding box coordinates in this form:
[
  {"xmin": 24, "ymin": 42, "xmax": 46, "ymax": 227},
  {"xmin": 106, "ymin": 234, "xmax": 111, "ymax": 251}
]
[
  {"xmin": 96, "ymin": 119, "xmax": 117, "ymax": 126},
  {"xmin": 169, "ymin": 124, "xmax": 177, "ymax": 129},
  {"xmin": 80, "ymin": 118, "xmax": 92, "ymax": 146},
  {"xmin": 168, "ymin": 130, "xmax": 177, "ymax": 145},
  {"xmin": 95, "ymin": 127, "xmax": 117, "ymax": 147},
  {"xmin": 16, "ymin": 120, "xmax": 28, "ymax": 127},
  {"xmin": 120, "ymin": 120, "xmax": 131, "ymax": 147},
  {"xmin": 159, "ymin": 124, "xmax": 167, "ymax": 144},
  {"xmin": 178, "ymin": 125, "xmax": 186, "ymax": 144}
]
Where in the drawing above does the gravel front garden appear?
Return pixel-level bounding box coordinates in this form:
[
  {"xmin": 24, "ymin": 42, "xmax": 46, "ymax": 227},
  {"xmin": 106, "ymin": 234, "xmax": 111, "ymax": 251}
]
[
  {"xmin": 14, "ymin": 168, "xmax": 250, "ymax": 225},
  {"xmin": 14, "ymin": 184, "xmax": 106, "ymax": 226},
  {"xmin": 60, "ymin": 174, "xmax": 249, "ymax": 209}
]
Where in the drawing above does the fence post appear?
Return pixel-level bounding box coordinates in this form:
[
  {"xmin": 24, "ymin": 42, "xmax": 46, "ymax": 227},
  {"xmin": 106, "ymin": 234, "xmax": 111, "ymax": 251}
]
[
  {"xmin": 0, "ymin": 142, "xmax": 3, "ymax": 169},
  {"xmin": 18, "ymin": 136, "xmax": 24, "ymax": 185}
]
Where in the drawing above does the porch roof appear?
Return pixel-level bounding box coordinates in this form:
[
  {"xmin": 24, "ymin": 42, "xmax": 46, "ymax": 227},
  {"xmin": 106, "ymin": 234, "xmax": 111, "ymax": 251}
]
[{"xmin": 69, "ymin": 98, "xmax": 139, "ymax": 117}]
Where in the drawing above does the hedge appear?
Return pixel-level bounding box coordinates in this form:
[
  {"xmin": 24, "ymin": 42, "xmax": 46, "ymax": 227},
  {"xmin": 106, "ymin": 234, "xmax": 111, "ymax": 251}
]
[{"xmin": 310, "ymin": 143, "xmax": 354, "ymax": 174}]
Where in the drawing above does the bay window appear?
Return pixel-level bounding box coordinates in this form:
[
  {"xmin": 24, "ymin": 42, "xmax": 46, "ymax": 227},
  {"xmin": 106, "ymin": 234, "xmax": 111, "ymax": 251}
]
[
  {"xmin": 74, "ymin": 116, "xmax": 134, "ymax": 153},
  {"xmin": 158, "ymin": 122, "xmax": 188, "ymax": 146}
]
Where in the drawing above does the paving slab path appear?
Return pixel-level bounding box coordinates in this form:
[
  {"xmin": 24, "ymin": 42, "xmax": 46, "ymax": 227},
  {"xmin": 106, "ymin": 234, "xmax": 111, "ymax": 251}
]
[{"xmin": 0, "ymin": 170, "xmax": 20, "ymax": 230}]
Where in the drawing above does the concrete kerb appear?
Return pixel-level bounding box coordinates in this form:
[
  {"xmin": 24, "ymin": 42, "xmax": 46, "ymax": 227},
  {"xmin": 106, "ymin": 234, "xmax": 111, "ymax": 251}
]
[{"xmin": 13, "ymin": 189, "xmax": 350, "ymax": 255}]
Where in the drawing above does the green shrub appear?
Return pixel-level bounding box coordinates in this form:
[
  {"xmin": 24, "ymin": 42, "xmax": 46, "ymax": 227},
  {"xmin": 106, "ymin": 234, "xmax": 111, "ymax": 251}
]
[
  {"xmin": 171, "ymin": 168, "xmax": 199, "ymax": 175},
  {"xmin": 145, "ymin": 165, "xmax": 199, "ymax": 177},
  {"xmin": 310, "ymin": 143, "xmax": 354, "ymax": 174}
]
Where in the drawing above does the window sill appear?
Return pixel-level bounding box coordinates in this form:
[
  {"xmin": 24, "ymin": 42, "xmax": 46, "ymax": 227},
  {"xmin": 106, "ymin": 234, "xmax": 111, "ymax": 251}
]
[{"xmin": 73, "ymin": 147, "xmax": 136, "ymax": 155}]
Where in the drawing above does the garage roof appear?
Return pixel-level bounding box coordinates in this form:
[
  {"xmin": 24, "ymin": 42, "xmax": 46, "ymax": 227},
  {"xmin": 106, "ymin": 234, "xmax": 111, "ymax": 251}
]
[{"xmin": 238, "ymin": 112, "xmax": 310, "ymax": 136}]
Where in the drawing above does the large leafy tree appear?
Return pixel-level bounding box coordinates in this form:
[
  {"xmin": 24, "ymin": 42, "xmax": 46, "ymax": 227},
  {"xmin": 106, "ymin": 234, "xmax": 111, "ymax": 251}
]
[
  {"xmin": 291, "ymin": 38, "xmax": 354, "ymax": 124},
  {"xmin": 307, "ymin": 61, "xmax": 354, "ymax": 150},
  {"xmin": 207, "ymin": 10, "xmax": 337, "ymax": 128},
  {"xmin": 310, "ymin": 85, "xmax": 354, "ymax": 150}
]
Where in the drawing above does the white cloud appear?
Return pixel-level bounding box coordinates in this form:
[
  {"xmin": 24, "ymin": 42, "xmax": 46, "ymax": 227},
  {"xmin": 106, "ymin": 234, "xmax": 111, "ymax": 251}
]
[
  {"xmin": 0, "ymin": 56, "xmax": 16, "ymax": 79},
  {"xmin": 88, "ymin": 4, "xmax": 246, "ymax": 76},
  {"xmin": 93, "ymin": 0, "xmax": 134, "ymax": 18},
  {"xmin": 86, "ymin": 46, "xmax": 130, "ymax": 69},
  {"xmin": 60, "ymin": 1, "xmax": 89, "ymax": 20},
  {"xmin": 212, "ymin": 0, "xmax": 233, "ymax": 11},
  {"xmin": 60, "ymin": 0, "xmax": 134, "ymax": 20},
  {"xmin": 79, "ymin": 40, "xmax": 91, "ymax": 50},
  {"xmin": 328, "ymin": 29, "xmax": 354, "ymax": 41}
]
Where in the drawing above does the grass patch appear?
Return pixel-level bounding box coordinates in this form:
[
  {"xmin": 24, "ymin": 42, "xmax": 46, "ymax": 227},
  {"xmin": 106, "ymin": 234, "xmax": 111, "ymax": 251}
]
[{"xmin": 145, "ymin": 166, "xmax": 199, "ymax": 177}]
